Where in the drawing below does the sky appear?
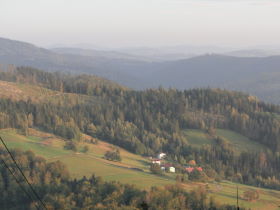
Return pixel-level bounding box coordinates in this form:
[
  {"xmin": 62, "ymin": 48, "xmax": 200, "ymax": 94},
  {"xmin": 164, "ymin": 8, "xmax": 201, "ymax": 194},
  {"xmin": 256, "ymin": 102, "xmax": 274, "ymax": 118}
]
[{"xmin": 0, "ymin": 0, "xmax": 280, "ymax": 48}]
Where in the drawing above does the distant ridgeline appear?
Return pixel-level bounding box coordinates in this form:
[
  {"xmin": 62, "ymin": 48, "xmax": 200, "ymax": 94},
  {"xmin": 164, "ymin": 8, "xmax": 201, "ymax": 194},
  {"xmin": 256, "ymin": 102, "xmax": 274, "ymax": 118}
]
[{"xmin": 0, "ymin": 67, "xmax": 280, "ymax": 190}]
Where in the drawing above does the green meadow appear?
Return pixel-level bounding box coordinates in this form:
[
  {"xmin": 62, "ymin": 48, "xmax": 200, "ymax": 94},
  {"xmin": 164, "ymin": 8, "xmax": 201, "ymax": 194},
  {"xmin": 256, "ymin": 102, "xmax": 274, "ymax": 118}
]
[
  {"xmin": 184, "ymin": 129, "xmax": 265, "ymax": 153},
  {"xmin": 0, "ymin": 128, "xmax": 174, "ymax": 189}
]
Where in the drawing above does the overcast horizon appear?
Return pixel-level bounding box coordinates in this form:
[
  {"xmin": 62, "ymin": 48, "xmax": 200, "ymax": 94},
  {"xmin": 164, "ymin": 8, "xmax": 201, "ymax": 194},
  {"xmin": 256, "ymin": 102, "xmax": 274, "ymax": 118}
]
[{"xmin": 1, "ymin": 0, "xmax": 280, "ymax": 49}]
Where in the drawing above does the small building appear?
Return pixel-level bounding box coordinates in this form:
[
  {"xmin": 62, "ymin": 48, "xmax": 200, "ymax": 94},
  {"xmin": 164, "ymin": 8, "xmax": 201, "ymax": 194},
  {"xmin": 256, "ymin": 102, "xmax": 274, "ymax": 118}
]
[
  {"xmin": 185, "ymin": 166, "xmax": 203, "ymax": 173},
  {"xmin": 152, "ymin": 159, "xmax": 161, "ymax": 165},
  {"xmin": 185, "ymin": 167, "xmax": 194, "ymax": 173},
  {"xmin": 169, "ymin": 166, "xmax": 175, "ymax": 173},
  {"xmin": 157, "ymin": 153, "xmax": 166, "ymax": 159},
  {"xmin": 188, "ymin": 160, "xmax": 196, "ymax": 166},
  {"xmin": 163, "ymin": 163, "xmax": 175, "ymax": 173}
]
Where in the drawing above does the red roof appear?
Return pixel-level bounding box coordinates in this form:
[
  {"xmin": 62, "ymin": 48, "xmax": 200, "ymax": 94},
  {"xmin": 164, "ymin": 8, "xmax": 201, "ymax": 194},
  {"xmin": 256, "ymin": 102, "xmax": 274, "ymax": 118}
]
[
  {"xmin": 163, "ymin": 163, "xmax": 173, "ymax": 168},
  {"xmin": 152, "ymin": 159, "xmax": 161, "ymax": 162},
  {"xmin": 185, "ymin": 167, "xmax": 194, "ymax": 173},
  {"xmin": 185, "ymin": 167, "xmax": 203, "ymax": 173}
]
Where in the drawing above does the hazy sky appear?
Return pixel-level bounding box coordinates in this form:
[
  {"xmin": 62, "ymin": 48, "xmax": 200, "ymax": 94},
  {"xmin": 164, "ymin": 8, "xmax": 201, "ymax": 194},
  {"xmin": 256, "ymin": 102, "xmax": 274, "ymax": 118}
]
[{"xmin": 1, "ymin": 0, "xmax": 280, "ymax": 48}]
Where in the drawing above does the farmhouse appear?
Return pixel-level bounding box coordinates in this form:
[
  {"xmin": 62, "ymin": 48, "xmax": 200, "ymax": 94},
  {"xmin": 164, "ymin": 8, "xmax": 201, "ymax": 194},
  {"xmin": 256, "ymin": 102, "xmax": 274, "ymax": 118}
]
[
  {"xmin": 185, "ymin": 166, "xmax": 203, "ymax": 173},
  {"xmin": 185, "ymin": 167, "xmax": 194, "ymax": 173},
  {"xmin": 151, "ymin": 159, "xmax": 161, "ymax": 165},
  {"xmin": 169, "ymin": 166, "xmax": 175, "ymax": 173},
  {"xmin": 162, "ymin": 163, "xmax": 176, "ymax": 173},
  {"xmin": 157, "ymin": 153, "xmax": 166, "ymax": 159}
]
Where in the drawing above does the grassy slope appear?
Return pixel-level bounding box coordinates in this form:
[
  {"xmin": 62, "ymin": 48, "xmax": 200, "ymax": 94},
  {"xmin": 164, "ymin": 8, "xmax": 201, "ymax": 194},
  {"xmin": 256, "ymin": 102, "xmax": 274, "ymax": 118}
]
[
  {"xmin": 0, "ymin": 80, "xmax": 98, "ymax": 105},
  {"xmin": 182, "ymin": 181, "xmax": 280, "ymax": 210},
  {"xmin": 0, "ymin": 128, "xmax": 174, "ymax": 189},
  {"xmin": 1, "ymin": 129, "xmax": 280, "ymax": 209},
  {"xmin": 216, "ymin": 129, "xmax": 265, "ymax": 153},
  {"xmin": 184, "ymin": 129, "xmax": 265, "ymax": 153}
]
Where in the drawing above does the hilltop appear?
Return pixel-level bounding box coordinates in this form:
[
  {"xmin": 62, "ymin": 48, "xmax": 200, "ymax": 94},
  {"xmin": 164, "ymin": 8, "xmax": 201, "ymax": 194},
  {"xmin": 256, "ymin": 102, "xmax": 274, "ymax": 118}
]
[{"xmin": 0, "ymin": 37, "xmax": 145, "ymax": 85}]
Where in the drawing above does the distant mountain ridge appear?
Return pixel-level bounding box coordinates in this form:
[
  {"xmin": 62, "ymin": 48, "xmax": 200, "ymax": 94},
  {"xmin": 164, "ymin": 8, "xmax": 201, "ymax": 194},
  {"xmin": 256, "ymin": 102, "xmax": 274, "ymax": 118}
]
[
  {"xmin": 225, "ymin": 49, "xmax": 280, "ymax": 57},
  {"xmin": 0, "ymin": 37, "xmax": 147, "ymax": 85},
  {"xmin": 51, "ymin": 47, "xmax": 153, "ymax": 61},
  {"xmin": 2, "ymin": 37, "xmax": 280, "ymax": 103}
]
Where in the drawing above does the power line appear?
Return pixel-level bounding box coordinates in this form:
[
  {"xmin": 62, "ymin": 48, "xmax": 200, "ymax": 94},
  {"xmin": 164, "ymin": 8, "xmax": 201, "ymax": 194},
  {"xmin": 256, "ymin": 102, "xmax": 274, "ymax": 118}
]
[
  {"xmin": 0, "ymin": 136, "xmax": 47, "ymax": 210},
  {"xmin": 236, "ymin": 185, "xmax": 240, "ymax": 210},
  {"xmin": 0, "ymin": 157, "xmax": 41, "ymax": 210}
]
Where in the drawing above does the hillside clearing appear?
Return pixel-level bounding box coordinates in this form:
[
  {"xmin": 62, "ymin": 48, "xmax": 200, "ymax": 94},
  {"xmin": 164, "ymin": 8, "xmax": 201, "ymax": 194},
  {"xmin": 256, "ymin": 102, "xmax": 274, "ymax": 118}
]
[{"xmin": 184, "ymin": 129, "xmax": 265, "ymax": 153}]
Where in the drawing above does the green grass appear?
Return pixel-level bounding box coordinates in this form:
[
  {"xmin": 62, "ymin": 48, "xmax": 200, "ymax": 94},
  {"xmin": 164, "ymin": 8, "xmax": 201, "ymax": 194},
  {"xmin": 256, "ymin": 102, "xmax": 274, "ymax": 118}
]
[
  {"xmin": 0, "ymin": 81, "xmax": 99, "ymax": 106},
  {"xmin": 208, "ymin": 181, "xmax": 280, "ymax": 210},
  {"xmin": 183, "ymin": 129, "xmax": 212, "ymax": 147},
  {"xmin": 0, "ymin": 128, "xmax": 173, "ymax": 189},
  {"xmin": 0, "ymin": 129, "xmax": 70, "ymax": 158},
  {"xmin": 216, "ymin": 129, "xmax": 265, "ymax": 153},
  {"xmin": 54, "ymin": 154, "xmax": 174, "ymax": 188},
  {"xmin": 180, "ymin": 181, "xmax": 280, "ymax": 210},
  {"xmin": 183, "ymin": 129, "xmax": 266, "ymax": 153}
]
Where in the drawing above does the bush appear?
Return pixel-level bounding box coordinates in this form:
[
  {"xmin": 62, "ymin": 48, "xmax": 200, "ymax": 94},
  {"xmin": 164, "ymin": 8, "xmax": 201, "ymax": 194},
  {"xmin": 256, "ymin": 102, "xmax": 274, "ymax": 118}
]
[
  {"xmin": 64, "ymin": 141, "xmax": 77, "ymax": 151},
  {"xmin": 243, "ymin": 190, "xmax": 259, "ymax": 201},
  {"xmin": 150, "ymin": 163, "xmax": 163, "ymax": 175},
  {"xmin": 82, "ymin": 145, "xmax": 89, "ymax": 153},
  {"xmin": 189, "ymin": 169, "xmax": 204, "ymax": 181},
  {"xmin": 104, "ymin": 149, "xmax": 121, "ymax": 161},
  {"xmin": 90, "ymin": 138, "xmax": 99, "ymax": 145}
]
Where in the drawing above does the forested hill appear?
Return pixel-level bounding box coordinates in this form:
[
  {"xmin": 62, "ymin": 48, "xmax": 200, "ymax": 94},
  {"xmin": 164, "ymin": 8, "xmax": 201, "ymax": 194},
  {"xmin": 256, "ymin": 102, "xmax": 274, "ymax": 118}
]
[
  {"xmin": 0, "ymin": 66, "xmax": 126, "ymax": 92},
  {"xmin": 1, "ymin": 67, "xmax": 280, "ymax": 191}
]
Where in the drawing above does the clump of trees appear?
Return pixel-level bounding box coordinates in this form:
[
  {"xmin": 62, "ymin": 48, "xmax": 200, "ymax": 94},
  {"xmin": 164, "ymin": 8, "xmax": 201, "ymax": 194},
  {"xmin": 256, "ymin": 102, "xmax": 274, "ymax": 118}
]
[
  {"xmin": 188, "ymin": 169, "xmax": 205, "ymax": 181},
  {"xmin": 150, "ymin": 163, "xmax": 163, "ymax": 175},
  {"xmin": 64, "ymin": 141, "xmax": 77, "ymax": 151},
  {"xmin": 82, "ymin": 145, "xmax": 89, "ymax": 153},
  {"xmin": 104, "ymin": 149, "xmax": 121, "ymax": 161},
  {"xmin": 243, "ymin": 190, "xmax": 260, "ymax": 202},
  {"xmin": 176, "ymin": 174, "xmax": 189, "ymax": 183}
]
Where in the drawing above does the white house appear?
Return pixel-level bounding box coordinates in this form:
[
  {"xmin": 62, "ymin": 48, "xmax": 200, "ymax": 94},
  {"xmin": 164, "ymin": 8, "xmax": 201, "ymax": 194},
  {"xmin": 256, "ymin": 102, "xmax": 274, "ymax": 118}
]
[
  {"xmin": 152, "ymin": 159, "xmax": 161, "ymax": 165},
  {"xmin": 169, "ymin": 166, "xmax": 175, "ymax": 173},
  {"xmin": 157, "ymin": 153, "xmax": 166, "ymax": 159},
  {"xmin": 162, "ymin": 163, "xmax": 176, "ymax": 173}
]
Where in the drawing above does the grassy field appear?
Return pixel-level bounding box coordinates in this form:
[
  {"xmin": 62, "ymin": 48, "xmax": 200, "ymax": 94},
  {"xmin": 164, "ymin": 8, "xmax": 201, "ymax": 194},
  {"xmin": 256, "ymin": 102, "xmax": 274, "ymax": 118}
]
[
  {"xmin": 0, "ymin": 128, "xmax": 174, "ymax": 189},
  {"xmin": 0, "ymin": 129, "xmax": 70, "ymax": 158},
  {"xmin": 183, "ymin": 129, "xmax": 265, "ymax": 153},
  {"xmin": 181, "ymin": 181, "xmax": 280, "ymax": 210},
  {"xmin": 0, "ymin": 80, "xmax": 98, "ymax": 105},
  {"xmin": 216, "ymin": 129, "xmax": 265, "ymax": 153},
  {"xmin": 1, "ymin": 128, "xmax": 280, "ymax": 209},
  {"xmin": 183, "ymin": 129, "xmax": 212, "ymax": 147}
]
